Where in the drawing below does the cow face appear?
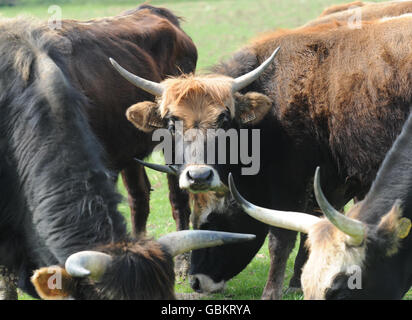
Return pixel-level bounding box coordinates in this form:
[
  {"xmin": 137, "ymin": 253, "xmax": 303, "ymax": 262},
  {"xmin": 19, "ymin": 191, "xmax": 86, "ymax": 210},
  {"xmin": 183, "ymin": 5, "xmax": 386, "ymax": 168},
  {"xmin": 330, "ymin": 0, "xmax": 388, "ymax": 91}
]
[
  {"xmin": 302, "ymin": 201, "xmax": 411, "ymax": 299},
  {"xmin": 126, "ymin": 77, "xmax": 272, "ymax": 193},
  {"xmin": 110, "ymin": 49, "xmax": 277, "ymax": 193}
]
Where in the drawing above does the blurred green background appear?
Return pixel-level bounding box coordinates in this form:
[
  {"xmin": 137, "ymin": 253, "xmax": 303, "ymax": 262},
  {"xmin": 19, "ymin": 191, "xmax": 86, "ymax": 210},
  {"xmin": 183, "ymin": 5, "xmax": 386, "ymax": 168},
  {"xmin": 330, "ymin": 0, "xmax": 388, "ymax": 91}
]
[{"xmin": 2, "ymin": 0, "xmax": 410, "ymax": 300}]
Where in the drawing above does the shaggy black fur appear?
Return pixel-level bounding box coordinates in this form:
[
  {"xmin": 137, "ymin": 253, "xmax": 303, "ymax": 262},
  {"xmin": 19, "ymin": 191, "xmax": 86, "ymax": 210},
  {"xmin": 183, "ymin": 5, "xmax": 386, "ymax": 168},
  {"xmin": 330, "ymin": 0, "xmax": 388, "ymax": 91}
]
[{"xmin": 0, "ymin": 19, "xmax": 175, "ymax": 300}]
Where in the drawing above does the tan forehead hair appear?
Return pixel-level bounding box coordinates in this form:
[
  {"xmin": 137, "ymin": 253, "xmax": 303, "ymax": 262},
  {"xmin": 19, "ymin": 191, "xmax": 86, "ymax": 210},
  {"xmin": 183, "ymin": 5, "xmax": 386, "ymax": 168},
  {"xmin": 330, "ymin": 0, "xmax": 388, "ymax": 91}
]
[{"xmin": 159, "ymin": 74, "xmax": 235, "ymax": 118}]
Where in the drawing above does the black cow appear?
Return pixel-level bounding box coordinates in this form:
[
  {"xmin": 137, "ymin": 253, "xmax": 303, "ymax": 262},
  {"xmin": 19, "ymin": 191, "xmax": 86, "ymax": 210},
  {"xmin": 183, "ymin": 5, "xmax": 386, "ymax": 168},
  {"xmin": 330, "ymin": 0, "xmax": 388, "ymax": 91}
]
[
  {"xmin": 230, "ymin": 109, "xmax": 412, "ymax": 299},
  {"xmin": 0, "ymin": 14, "xmax": 254, "ymax": 300}
]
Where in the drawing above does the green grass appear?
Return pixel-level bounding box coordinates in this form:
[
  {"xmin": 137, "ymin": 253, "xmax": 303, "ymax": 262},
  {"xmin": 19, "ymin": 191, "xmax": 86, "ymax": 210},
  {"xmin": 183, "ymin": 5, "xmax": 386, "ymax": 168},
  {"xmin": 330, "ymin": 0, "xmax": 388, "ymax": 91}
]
[
  {"xmin": 0, "ymin": 0, "xmax": 384, "ymax": 69},
  {"xmin": 3, "ymin": 0, "xmax": 410, "ymax": 300}
]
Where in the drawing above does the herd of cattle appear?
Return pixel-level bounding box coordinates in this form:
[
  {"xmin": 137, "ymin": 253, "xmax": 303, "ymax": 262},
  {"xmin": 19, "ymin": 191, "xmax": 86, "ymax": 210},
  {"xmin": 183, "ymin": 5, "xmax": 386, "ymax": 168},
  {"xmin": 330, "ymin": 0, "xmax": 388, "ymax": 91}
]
[{"xmin": 1, "ymin": 0, "xmax": 412, "ymax": 300}]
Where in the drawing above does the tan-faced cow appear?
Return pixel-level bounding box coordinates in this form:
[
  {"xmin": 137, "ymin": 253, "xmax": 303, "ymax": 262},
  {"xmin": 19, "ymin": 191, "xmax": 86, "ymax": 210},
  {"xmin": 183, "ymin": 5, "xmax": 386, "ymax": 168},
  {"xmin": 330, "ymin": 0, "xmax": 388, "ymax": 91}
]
[{"xmin": 110, "ymin": 1, "xmax": 412, "ymax": 299}]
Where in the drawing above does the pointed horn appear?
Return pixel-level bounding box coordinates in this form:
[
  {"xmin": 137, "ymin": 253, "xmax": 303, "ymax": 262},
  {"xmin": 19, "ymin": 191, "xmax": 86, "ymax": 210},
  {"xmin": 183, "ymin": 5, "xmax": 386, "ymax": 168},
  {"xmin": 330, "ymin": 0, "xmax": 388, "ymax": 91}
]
[
  {"xmin": 110, "ymin": 58, "xmax": 164, "ymax": 96},
  {"xmin": 232, "ymin": 47, "xmax": 280, "ymax": 92},
  {"xmin": 314, "ymin": 167, "xmax": 365, "ymax": 246},
  {"xmin": 134, "ymin": 158, "xmax": 178, "ymax": 176},
  {"xmin": 229, "ymin": 173, "xmax": 320, "ymax": 233},
  {"xmin": 65, "ymin": 251, "xmax": 112, "ymax": 281},
  {"xmin": 158, "ymin": 230, "xmax": 256, "ymax": 257}
]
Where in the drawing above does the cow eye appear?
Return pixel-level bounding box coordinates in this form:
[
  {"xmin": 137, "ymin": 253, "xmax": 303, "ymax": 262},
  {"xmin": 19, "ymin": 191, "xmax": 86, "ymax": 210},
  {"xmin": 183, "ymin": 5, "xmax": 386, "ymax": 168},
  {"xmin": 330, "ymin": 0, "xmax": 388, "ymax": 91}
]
[
  {"xmin": 167, "ymin": 118, "xmax": 177, "ymax": 135},
  {"xmin": 217, "ymin": 111, "xmax": 231, "ymax": 129}
]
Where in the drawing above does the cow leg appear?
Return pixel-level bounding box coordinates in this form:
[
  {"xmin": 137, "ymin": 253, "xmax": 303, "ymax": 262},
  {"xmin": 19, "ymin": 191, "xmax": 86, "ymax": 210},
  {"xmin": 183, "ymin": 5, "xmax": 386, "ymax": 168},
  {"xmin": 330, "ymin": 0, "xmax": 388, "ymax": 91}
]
[
  {"xmin": 262, "ymin": 228, "xmax": 297, "ymax": 300},
  {"xmin": 167, "ymin": 173, "xmax": 192, "ymax": 279},
  {"xmin": 0, "ymin": 266, "xmax": 17, "ymax": 300},
  {"xmin": 287, "ymin": 232, "xmax": 308, "ymax": 293},
  {"xmin": 121, "ymin": 163, "xmax": 151, "ymax": 236},
  {"xmin": 167, "ymin": 174, "xmax": 191, "ymax": 231}
]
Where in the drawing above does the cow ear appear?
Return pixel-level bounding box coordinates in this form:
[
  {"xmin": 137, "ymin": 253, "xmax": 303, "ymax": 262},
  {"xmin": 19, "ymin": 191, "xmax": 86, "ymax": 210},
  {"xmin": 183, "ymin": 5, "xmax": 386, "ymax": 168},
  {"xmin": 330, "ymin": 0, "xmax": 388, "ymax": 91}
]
[
  {"xmin": 126, "ymin": 101, "xmax": 163, "ymax": 133},
  {"xmin": 31, "ymin": 266, "xmax": 74, "ymax": 300},
  {"xmin": 234, "ymin": 92, "xmax": 272, "ymax": 126},
  {"xmin": 377, "ymin": 201, "xmax": 411, "ymax": 255}
]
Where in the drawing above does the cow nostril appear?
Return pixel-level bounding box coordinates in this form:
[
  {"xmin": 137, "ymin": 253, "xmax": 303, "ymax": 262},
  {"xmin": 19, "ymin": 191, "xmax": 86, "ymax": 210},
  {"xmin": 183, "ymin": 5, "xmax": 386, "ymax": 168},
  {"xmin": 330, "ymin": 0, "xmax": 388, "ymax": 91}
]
[
  {"xmin": 205, "ymin": 170, "xmax": 213, "ymax": 181},
  {"xmin": 186, "ymin": 170, "xmax": 194, "ymax": 181},
  {"xmin": 190, "ymin": 276, "xmax": 201, "ymax": 292},
  {"xmin": 187, "ymin": 168, "xmax": 214, "ymax": 183}
]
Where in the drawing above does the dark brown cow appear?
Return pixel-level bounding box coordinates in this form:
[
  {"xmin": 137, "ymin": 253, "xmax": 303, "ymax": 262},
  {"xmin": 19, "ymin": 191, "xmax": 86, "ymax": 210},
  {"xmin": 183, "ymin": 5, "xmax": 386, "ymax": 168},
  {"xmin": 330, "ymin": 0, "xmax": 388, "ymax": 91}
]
[
  {"xmin": 58, "ymin": 5, "xmax": 196, "ymax": 236},
  {"xmin": 111, "ymin": 1, "xmax": 412, "ymax": 299}
]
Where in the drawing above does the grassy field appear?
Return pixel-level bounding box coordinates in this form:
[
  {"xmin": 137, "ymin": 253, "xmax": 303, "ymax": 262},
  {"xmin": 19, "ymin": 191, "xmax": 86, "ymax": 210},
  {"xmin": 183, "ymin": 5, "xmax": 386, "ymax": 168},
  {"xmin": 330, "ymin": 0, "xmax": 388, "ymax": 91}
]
[{"xmin": 3, "ymin": 0, "xmax": 411, "ymax": 300}]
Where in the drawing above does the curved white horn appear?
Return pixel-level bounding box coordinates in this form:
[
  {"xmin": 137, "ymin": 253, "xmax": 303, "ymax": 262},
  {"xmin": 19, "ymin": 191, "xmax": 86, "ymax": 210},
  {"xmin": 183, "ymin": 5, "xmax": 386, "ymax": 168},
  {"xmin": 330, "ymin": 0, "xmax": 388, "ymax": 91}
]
[
  {"xmin": 229, "ymin": 173, "xmax": 320, "ymax": 233},
  {"xmin": 314, "ymin": 167, "xmax": 365, "ymax": 246},
  {"xmin": 134, "ymin": 158, "xmax": 178, "ymax": 176},
  {"xmin": 110, "ymin": 58, "xmax": 164, "ymax": 96},
  {"xmin": 65, "ymin": 251, "xmax": 112, "ymax": 281},
  {"xmin": 158, "ymin": 230, "xmax": 256, "ymax": 257},
  {"xmin": 232, "ymin": 47, "xmax": 280, "ymax": 92}
]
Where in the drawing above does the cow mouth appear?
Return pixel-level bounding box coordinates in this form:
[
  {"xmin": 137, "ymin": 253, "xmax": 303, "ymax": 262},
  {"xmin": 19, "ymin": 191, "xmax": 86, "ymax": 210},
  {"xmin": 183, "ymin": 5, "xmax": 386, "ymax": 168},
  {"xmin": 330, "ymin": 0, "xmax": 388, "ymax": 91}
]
[
  {"xmin": 185, "ymin": 183, "xmax": 229, "ymax": 194},
  {"xmin": 188, "ymin": 184, "xmax": 212, "ymax": 193}
]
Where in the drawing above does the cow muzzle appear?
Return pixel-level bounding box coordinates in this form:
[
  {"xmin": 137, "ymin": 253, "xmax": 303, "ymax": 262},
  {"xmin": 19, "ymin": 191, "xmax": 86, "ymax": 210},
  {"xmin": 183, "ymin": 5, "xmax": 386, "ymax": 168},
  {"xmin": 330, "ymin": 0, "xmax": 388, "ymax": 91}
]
[
  {"xmin": 189, "ymin": 274, "xmax": 226, "ymax": 293},
  {"xmin": 179, "ymin": 165, "xmax": 226, "ymax": 193}
]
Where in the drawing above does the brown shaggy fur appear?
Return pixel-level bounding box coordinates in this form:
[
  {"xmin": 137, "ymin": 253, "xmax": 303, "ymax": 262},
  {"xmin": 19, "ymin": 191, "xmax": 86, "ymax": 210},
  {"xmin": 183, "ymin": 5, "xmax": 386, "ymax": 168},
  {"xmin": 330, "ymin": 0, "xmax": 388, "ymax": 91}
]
[{"xmin": 248, "ymin": 15, "xmax": 412, "ymax": 189}]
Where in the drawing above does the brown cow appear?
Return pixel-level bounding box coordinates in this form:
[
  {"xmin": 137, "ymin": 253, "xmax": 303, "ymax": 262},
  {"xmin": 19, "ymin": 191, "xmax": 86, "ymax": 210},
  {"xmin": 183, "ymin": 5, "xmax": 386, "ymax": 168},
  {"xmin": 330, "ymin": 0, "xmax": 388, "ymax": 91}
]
[{"xmin": 111, "ymin": 1, "xmax": 412, "ymax": 299}]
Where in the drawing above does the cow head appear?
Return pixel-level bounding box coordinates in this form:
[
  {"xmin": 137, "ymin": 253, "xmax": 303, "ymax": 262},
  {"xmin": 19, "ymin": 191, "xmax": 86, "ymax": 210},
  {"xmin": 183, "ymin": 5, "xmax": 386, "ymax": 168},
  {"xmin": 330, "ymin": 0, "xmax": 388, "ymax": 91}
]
[
  {"xmin": 109, "ymin": 48, "xmax": 277, "ymax": 193},
  {"xmin": 30, "ymin": 230, "xmax": 255, "ymax": 300},
  {"xmin": 229, "ymin": 168, "xmax": 412, "ymax": 299}
]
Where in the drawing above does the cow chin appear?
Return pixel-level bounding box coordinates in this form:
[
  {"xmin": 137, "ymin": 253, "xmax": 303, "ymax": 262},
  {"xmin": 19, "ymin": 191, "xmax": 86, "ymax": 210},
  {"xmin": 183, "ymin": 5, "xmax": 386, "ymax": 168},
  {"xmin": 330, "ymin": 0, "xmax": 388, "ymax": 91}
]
[
  {"xmin": 189, "ymin": 274, "xmax": 227, "ymax": 293},
  {"xmin": 179, "ymin": 166, "xmax": 224, "ymax": 193}
]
